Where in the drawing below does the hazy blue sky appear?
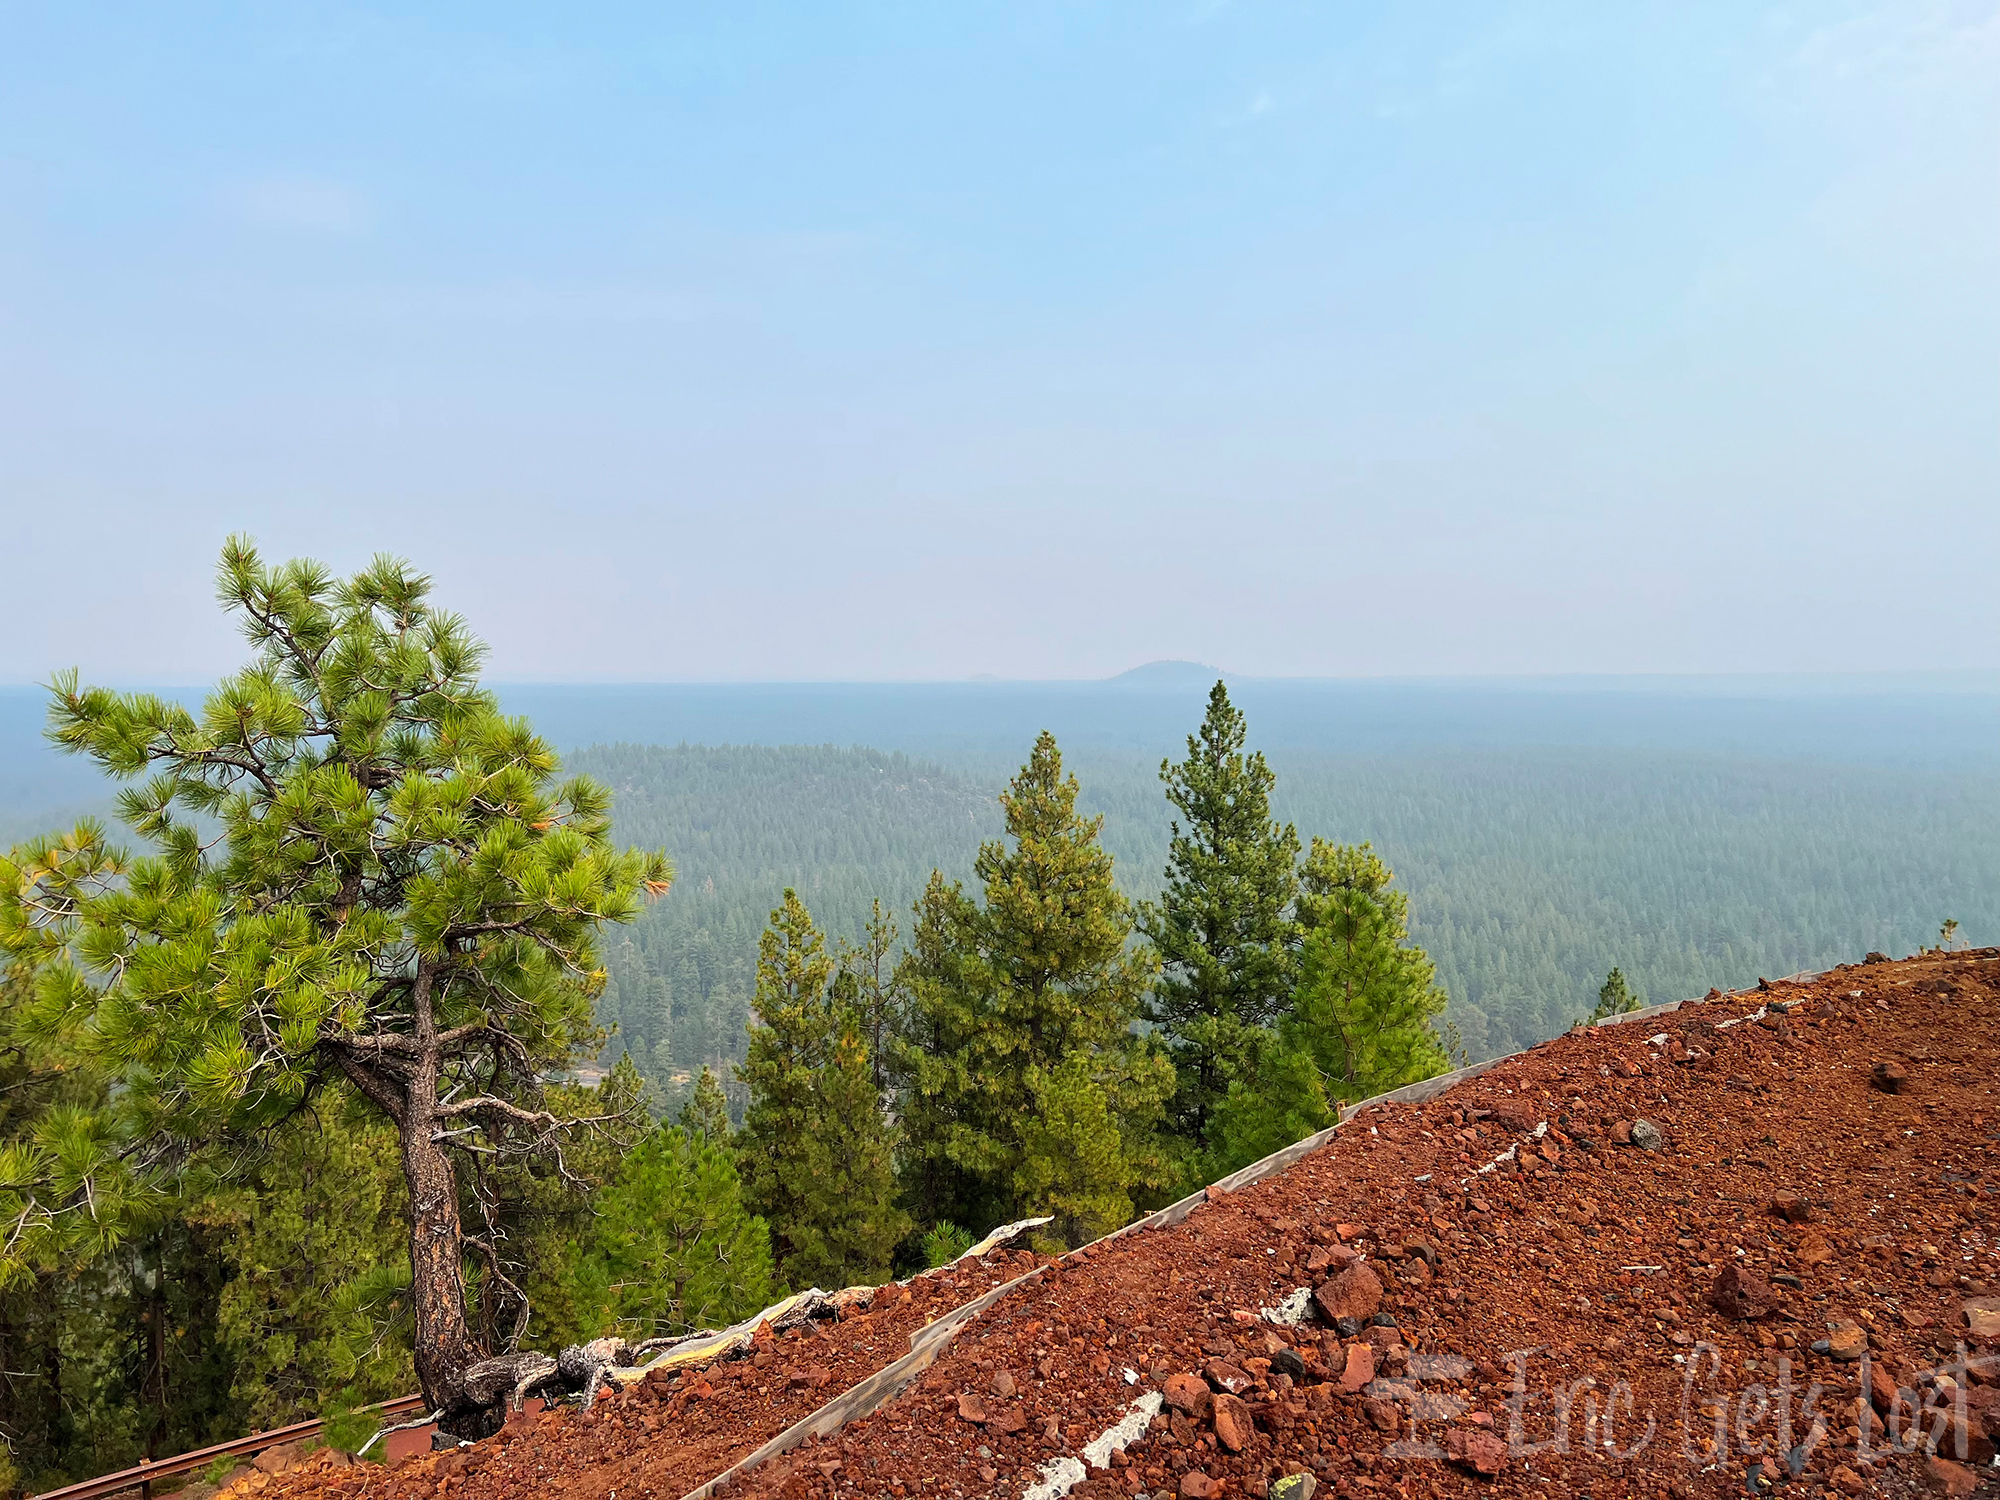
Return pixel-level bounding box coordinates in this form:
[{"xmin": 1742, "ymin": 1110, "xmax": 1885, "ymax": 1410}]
[{"xmin": 3, "ymin": 3, "xmax": 1995, "ymax": 682}]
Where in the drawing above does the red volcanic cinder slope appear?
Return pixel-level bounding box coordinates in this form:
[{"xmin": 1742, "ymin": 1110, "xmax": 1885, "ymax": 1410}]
[{"xmin": 227, "ymin": 951, "xmax": 2000, "ymax": 1500}]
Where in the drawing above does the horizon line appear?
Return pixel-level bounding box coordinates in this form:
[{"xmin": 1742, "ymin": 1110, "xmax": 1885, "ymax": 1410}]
[{"xmin": 5, "ymin": 668, "xmax": 1997, "ymax": 693}]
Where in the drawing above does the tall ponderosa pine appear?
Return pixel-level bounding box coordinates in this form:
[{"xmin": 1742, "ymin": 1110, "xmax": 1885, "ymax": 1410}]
[
  {"xmin": 1208, "ymin": 841, "xmax": 1450, "ymax": 1173},
  {"xmin": 737, "ymin": 892, "xmax": 904, "ymax": 1289},
  {"xmin": 1138, "ymin": 681, "xmax": 1299, "ymax": 1148},
  {"xmin": 0, "ymin": 542, "xmax": 671, "ymax": 1436},
  {"xmin": 893, "ymin": 732, "xmax": 1172, "ymax": 1246}
]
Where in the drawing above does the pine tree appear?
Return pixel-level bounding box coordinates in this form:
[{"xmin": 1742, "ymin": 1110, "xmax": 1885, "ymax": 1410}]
[
  {"xmin": 188, "ymin": 1098, "xmax": 414, "ymax": 1429},
  {"xmin": 0, "ymin": 541, "xmax": 671, "ymax": 1437},
  {"xmin": 887, "ymin": 870, "xmax": 987, "ymax": 1233},
  {"xmin": 1208, "ymin": 841, "xmax": 1450, "ymax": 1174},
  {"xmin": 573, "ymin": 1125, "xmax": 773, "ymax": 1342},
  {"xmin": 1586, "ymin": 967, "xmax": 1642, "ymax": 1024},
  {"xmin": 790, "ymin": 1019, "xmax": 907, "ymax": 1287},
  {"xmin": 677, "ymin": 1066, "xmax": 733, "ymax": 1141},
  {"xmin": 737, "ymin": 892, "xmax": 832, "ymax": 1277},
  {"xmin": 1290, "ymin": 840, "xmax": 1451, "ymax": 1098},
  {"xmin": 737, "ymin": 892, "xmax": 904, "ymax": 1289},
  {"xmin": 1138, "ymin": 681, "xmax": 1299, "ymax": 1149},
  {"xmin": 893, "ymin": 733, "xmax": 1173, "ymax": 1243},
  {"xmin": 832, "ymin": 899, "xmax": 900, "ymax": 1094},
  {"xmin": 1012, "ymin": 1054, "xmax": 1143, "ymax": 1246}
]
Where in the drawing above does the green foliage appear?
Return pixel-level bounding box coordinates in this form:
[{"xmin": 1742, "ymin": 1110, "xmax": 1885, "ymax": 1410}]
[
  {"xmin": 1014, "ymin": 1052, "xmax": 1153, "ymax": 1248},
  {"xmin": 0, "ymin": 969, "xmax": 241, "ymax": 1488},
  {"xmin": 1138, "ymin": 682, "xmax": 1300, "ymax": 1147},
  {"xmin": 1290, "ymin": 840, "xmax": 1451, "ymax": 1099},
  {"xmin": 573, "ymin": 741, "xmax": 2000, "ymax": 1082},
  {"xmin": 832, "ymin": 898, "xmax": 901, "ymax": 1094},
  {"xmin": 919, "ymin": 1221, "xmax": 975, "ymax": 1269},
  {"xmin": 0, "ymin": 539, "xmax": 672, "ymax": 1405},
  {"xmin": 498, "ymin": 734, "xmax": 1986, "ymax": 1191},
  {"xmin": 794, "ymin": 1020, "xmax": 908, "ymax": 1287},
  {"xmin": 892, "ymin": 733, "xmax": 1174, "ymax": 1244},
  {"xmin": 469, "ymin": 1060, "xmax": 652, "ymax": 1355},
  {"xmin": 1208, "ymin": 842, "xmax": 1449, "ymax": 1175},
  {"xmin": 1202, "ymin": 1042, "xmax": 1334, "ymax": 1181},
  {"xmin": 737, "ymin": 892, "xmax": 906, "ymax": 1288},
  {"xmin": 677, "ymin": 1066, "xmax": 733, "ymax": 1141},
  {"xmin": 1584, "ymin": 967, "xmax": 1643, "ymax": 1025},
  {"xmin": 578, "ymin": 744, "xmax": 998, "ymax": 1107},
  {"xmin": 0, "ymin": 1223, "xmax": 241, "ymax": 1492},
  {"xmin": 187, "ymin": 1099, "xmax": 413, "ymax": 1428},
  {"xmin": 204, "ymin": 1454, "xmax": 243, "ymax": 1486},
  {"xmin": 318, "ymin": 1396, "xmax": 379, "ymax": 1458},
  {"xmin": 572, "ymin": 1125, "xmax": 773, "ymax": 1342}
]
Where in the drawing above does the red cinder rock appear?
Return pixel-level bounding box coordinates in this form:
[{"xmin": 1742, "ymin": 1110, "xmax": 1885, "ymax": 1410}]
[
  {"xmin": 1164, "ymin": 1372, "xmax": 1214, "ymax": 1419},
  {"xmin": 1961, "ymin": 1296, "xmax": 2000, "ymax": 1340},
  {"xmin": 1932, "ymin": 1395, "xmax": 1997, "ymax": 1466},
  {"xmin": 1339, "ymin": 1344, "xmax": 1375, "ymax": 1393},
  {"xmin": 1306, "ymin": 1244, "xmax": 1360, "ymax": 1274},
  {"xmin": 1203, "ymin": 1359, "xmax": 1254, "ymax": 1395},
  {"xmin": 1490, "ymin": 1102, "xmax": 1538, "ymax": 1133},
  {"xmin": 1771, "ymin": 1191, "xmax": 1812, "ymax": 1223},
  {"xmin": 1212, "ymin": 1393, "xmax": 1253, "ymax": 1453},
  {"xmin": 1446, "ymin": 1427, "xmax": 1508, "ymax": 1477},
  {"xmin": 989, "ymin": 1406, "xmax": 1028, "ymax": 1435},
  {"xmin": 1873, "ymin": 1059, "xmax": 1910, "ymax": 1093},
  {"xmin": 1797, "ymin": 1231, "xmax": 1835, "ymax": 1267},
  {"xmin": 1926, "ymin": 1457, "xmax": 1977, "ymax": 1499},
  {"xmin": 1710, "ymin": 1265, "xmax": 1782, "ymax": 1319},
  {"xmin": 1313, "ymin": 1262, "xmax": 1384, "ymax": 1331},
  {"xmin": 1361, "ymin": 1398, "xmax": 1399, "ymax": 1434},
  {"xmin": 1179, "ymin": 1471, "xmax": 1220, "ymax": 1499},
  {"xmin": 957, "ymin": 1392, "xmax": 989, "ymax": 1424},
  {"xmin": 254, "ymin": 1443, "xmax": 308, "ymax": 1476}
]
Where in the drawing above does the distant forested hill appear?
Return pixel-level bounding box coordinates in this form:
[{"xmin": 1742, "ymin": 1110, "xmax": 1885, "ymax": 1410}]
[
  {"xmin": 6, "ymin": 683, "xmax": 1996, "ymax": 1114},
  {"xmin": 576, "ymin": 739, "xmax": 2000, "ymax": 1113},
  {"xmin": 573, "ymin": 745, "xmax": 1004, "ymax": 1113}
]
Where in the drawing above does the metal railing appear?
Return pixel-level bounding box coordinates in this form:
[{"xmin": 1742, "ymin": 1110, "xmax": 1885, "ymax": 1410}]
[{"xmin": 30, "ymin": 1395, "xmax": 429, "ymax": 1500}]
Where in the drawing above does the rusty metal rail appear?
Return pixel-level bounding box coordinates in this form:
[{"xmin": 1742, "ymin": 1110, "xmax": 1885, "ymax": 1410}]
[{"xmin": 31, "ymin": 1395, "xmax": 429, "ymax": 1500}]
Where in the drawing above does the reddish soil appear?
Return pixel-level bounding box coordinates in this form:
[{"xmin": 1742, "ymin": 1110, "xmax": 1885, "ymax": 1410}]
[
  {"xmin": 233, "ymin": 951, "xmax": 2000, "ymax": 1500},
  {"xmin": 217, "ymin": 1252, "xmax": 1039, "ymax": 1500}
]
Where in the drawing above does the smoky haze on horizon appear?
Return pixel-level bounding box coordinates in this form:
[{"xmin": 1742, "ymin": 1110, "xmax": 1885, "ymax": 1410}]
[{"xmin": 2, "ymin": 3, "xmax": 1995, "ymax": 683}]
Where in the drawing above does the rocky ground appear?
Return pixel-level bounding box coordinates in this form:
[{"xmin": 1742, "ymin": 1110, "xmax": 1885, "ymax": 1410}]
[{"xmin": 225, "ymin": 950, "xmax": 2000, "ymax": 1500}]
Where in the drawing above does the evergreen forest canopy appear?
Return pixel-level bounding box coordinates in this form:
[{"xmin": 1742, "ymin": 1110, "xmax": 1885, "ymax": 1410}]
[
  {"xmin": 0, "ymin": 555, "xmax": 1995, "ymax": 1491},
  {"xmin": 584, "ymin": 738, "xmax": 2000, "ymax": 1118}
]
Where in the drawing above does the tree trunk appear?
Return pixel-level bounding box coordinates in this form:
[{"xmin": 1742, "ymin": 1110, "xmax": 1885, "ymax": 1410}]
[
  {"xmin": 398, "ymin": 1107, "xmax": 484, "ymax": 1433},
  {"xmin": 140, "ymin": 1234, "xmax": 168, "ymax": 1460}
]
